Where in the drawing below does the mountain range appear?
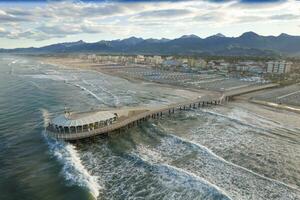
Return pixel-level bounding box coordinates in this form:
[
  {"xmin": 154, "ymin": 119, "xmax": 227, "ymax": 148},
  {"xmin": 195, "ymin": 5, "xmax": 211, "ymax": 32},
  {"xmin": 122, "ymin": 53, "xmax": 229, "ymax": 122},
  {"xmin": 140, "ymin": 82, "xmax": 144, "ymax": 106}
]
[{"xmin": 1, "ymin": 32, "xmax": 300, "ymax": 57}]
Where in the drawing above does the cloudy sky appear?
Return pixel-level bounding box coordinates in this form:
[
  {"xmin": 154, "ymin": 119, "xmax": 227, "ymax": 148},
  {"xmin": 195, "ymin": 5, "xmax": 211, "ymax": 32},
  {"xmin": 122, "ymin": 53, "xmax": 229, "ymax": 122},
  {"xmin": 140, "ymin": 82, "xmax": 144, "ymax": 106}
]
[{"xmin": 0, "ymin": 0, "xmax": 299, "ymax": 48}]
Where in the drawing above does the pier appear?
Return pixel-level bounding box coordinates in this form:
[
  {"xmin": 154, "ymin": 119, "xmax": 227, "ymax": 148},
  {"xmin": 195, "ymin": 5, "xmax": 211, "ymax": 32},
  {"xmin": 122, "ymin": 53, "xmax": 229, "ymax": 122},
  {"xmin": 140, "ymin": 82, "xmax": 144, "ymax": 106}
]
[
  {"xmin": 46, "ymin": 83, "xmax": 278, "ymax": 141},
  {"xmin": 46, "ymin": 95, "xmax": 225, "ymax": 141}
]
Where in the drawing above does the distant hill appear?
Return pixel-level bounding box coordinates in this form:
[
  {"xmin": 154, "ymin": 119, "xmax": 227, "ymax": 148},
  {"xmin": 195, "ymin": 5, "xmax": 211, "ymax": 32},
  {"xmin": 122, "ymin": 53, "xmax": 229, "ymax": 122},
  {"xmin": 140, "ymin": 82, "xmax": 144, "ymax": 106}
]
[{"xmin": 1, "ymin": 32, "xmax": 300, "ymax": 57}]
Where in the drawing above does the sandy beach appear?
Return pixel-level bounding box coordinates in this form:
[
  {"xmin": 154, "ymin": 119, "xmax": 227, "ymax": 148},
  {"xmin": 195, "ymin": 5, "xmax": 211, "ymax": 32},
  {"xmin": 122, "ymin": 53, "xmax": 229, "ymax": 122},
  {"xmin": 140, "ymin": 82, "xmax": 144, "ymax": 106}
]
[{"xmin": 41, "ymin": 56, "xmax": 221, "ymax": 100}]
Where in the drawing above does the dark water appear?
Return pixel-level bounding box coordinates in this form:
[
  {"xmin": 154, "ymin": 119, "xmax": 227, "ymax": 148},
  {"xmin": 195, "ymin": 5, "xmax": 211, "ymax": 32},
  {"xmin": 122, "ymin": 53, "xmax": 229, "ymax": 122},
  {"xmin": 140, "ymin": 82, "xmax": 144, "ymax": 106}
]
[{"xmin": 0, "ymin": 56, "xmax": 299, "ymax": 200}]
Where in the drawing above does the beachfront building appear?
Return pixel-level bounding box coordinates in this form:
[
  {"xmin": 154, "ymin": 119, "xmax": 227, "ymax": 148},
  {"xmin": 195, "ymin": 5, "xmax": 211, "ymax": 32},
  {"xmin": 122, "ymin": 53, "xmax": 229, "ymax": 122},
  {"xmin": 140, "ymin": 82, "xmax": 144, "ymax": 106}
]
[
  {"xmin": 153, "ymin": 56, "xmax": 163, "ymax": 65},
  {"xmin": 267, "ymin": 60, "xmax": 292, "ymax": 74},
  {"xmin": 47, "ymin": 110, "xmax": 118, "ymax": 134},
  {"xmin": 134, "ymin": 55, "xmax": 145, "ymax": 64}
]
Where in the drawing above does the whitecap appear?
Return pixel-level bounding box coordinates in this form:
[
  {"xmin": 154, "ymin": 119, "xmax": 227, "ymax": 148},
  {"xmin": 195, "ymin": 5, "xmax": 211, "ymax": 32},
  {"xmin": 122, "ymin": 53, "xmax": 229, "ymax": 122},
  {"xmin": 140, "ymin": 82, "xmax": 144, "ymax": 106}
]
[{"xmin": 41, "ymin": 109, "xmax": 102, "ymax": 199}]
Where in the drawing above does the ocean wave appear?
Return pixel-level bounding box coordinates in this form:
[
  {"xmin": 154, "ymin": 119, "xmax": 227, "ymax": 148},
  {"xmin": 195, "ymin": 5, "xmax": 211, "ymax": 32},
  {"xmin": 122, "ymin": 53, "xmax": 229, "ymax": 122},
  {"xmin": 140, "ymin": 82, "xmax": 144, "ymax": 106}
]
[
  {"xmin": 194, "ymin": 108, "xmax": 286, "ymax": 136},
  {"xmin": 195, "ymin": 108, "xmax": 300, "ymax": 143},
  {"xmin": 72, "ymin": 83, "xmax": 105, "ymax": 104},
  {"xmin": 81, "ymin": 79, "xmax": 120, "ymax": 106},
  {"xmin": 21, "ymin": 74, "xmax": 68, "ymax": 81},
  {"xmin": 203, "ymin": 106, "xmax": 299, "ymax": 133},
  {"xmin": 166, "ymin": 133, "xmax": 300, "ymax": 191},
  {"xmin": 11, "ymin": 60, "xmax": 18, "ymax": 64},
  {"xmin": 131, "ymin": 150, "xmax": 232, "ymax": 200},
  {"xmin": 41, "ymin": 109, "xmax": 102, "ymax": 199},
  {"xmin": 136, "ymin": 124, "xmax": 300, "ymax": 198}
]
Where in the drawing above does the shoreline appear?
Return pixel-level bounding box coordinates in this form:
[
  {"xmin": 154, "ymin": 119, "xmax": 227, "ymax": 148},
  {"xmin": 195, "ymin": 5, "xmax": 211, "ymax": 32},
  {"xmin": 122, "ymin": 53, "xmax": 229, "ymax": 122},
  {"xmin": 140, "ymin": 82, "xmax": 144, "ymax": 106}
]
[
  {"xmin": 40, "ymin": 56, "xmax": 300, "ymax": 123},
  {"xmin": 40, "ymin": 56, "xmax": 222, "ymax": 98},
  {"xmin": 38, "ymin": 56, "xmax": 300, "ymax": 192}
]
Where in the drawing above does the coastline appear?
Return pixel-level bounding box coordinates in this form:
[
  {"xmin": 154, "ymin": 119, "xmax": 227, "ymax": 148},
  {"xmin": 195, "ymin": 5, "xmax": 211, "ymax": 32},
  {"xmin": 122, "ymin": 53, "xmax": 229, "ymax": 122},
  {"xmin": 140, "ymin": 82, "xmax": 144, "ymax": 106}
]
[
  {"xmin": 40, "ymin": 56, "xmax": 300, "ymax": 115},
  {"xmin": 40, "ymin": 56, "xmax": 300, "ymax": 130},
  {"xmin": 39, "ymin": 55, "xmax": 300, "ymax": 192},
  {"xmin": 40, "ymin": 56, "xmax": 222, "ymax": 99}
]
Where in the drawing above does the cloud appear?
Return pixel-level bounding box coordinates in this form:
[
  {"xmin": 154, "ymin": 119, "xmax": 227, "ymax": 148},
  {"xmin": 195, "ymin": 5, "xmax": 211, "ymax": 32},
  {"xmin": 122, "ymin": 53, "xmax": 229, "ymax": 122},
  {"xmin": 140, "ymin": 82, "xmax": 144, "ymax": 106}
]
[
  {"xmin": 0, "ymin": 26, "xmax": 8, "ymax": 37},
  {"xmin": 0, "ymin": 9, "xmax": 32, "ymax": 22},
  {"xmin": 0, "ymin": 0, "xmax": 299, "ymax": 42},
  {"xmin": 229, "ymin": 0, "xmax": 288, "ymax": 9},
  {"xmin": 135, "ymin": 9, "xmax": 192, "ymax": 19},
  {"xmin": 5, "ymin": 8, "xmax": 33, "ymax": 17},
  {"xmin": 38, "ymin": 22, "xmax": 102, "ymax": 35},
  {"xmin": 270, "ymin": 14, "xmax": 300, "ymax": 20},
  {"xmin": 193, "ymin": 12, "xmax": 223, "ymax": 21},
  {"xmin": 235, "ymin": 15, "xmax": 265, "ymax": 23}
]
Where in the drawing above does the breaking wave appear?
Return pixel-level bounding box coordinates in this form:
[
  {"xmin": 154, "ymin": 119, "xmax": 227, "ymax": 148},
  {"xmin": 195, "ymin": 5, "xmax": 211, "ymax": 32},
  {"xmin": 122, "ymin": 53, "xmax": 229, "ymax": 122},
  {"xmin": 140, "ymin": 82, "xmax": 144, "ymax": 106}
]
[
  {"xmin": 133, "ymin": 152, "xmax": 232, "ymax": 200},
  {"xmin": 166, "ymin": 132, "xmax": 300, "ymax": 191},
  {"xmin": 72, "ymin": 83, "xmax": 105, "ymax": 104},
  {"xmin": 81, "ymin": 79, "xmax": 120, "ymax": 106},
  {"xmin": 133, "ymin": 146, "xmax": 233, "ymax": 199},
  {"xmin": 41, "ymin": 109, "xmax": 102, "ymax": 199}
]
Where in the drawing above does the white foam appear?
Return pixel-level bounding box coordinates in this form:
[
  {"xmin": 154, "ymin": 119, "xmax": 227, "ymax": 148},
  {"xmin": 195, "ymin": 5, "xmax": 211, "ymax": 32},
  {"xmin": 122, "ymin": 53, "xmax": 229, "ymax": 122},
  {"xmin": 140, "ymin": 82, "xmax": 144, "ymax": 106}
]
[
  {"xmin": 198, "ymin": 109, "xmax": 269, "ymax": 132},
  {"xmin": 161, "ymin": 163, "xmax": 233, "ymax": 200},
  {"xmin": 133, "ymin": 146, "xmax": 233, "ymax": 200},
  {"xmin": 203, "ymin": 107, "xmax": 299, "ymax": 133},
  {"xmin": 21, "ymin": 74, "xmax": 68, "ymax": 81},
  {"xmin": 41, "ymin": 109, "xmax": 102, "ymax": 199},
  {"xmin": 41, "ymin": 108, "xmax": 51, "ymax": 127},
  {"xmin": 168, "ymin": 133, "xmax": 300, "ymax": 191},
  {"xmin": 82, "ymin": 79, "xmax": 120, "ymax": 106},
  {"xmin": 11, "ymin": 60, "xmax": 18, "ymax": 64},
  {"xmin": 73, "ymin": 83, "xmax": 105, "ymax": 103},
  {"xmin": 97, "ymin": 84, "xmax": 120, "ymax": 106}
]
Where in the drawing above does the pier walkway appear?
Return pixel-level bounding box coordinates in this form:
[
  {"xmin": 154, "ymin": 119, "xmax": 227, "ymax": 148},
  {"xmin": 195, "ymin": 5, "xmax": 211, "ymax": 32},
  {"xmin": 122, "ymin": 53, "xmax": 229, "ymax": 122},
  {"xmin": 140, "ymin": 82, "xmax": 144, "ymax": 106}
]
[
  {"xmin": 47, "ymin": 83, "xmax": 278, "ymax": 141},
  {"xmin": 47, "ymin": 95, "xmax": 225, "ymax": 141}
]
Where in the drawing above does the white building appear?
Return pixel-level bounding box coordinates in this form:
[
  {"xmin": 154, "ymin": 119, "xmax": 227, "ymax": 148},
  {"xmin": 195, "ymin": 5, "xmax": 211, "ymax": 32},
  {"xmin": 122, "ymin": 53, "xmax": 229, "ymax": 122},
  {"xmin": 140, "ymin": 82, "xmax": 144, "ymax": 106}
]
[
  {"xmin": 267, "ymin": 60, "xmax": 292, "ymax": 74},
  {"xmin": 134, "ymin": 55, "xmax": 145, "ymax": 63},
  {"xmin": 153, "ymin": 56, "xmax": 163, "ymax": 65}
]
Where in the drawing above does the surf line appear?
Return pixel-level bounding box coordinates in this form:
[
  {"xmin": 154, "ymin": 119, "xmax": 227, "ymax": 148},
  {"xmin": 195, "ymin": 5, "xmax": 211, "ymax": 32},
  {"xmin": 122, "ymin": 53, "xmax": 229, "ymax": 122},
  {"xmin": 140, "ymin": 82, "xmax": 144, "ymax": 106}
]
[
  {"xmin": 167, "ymin": 133, "xmax": 300, "ymax": 192},
  {"xmin": 72, "ymin": 83, "xmax": 106, "ymax": 104},
  {"xmin": 131, "ymin": 152, "xmax": 233, "ymax": 200},
  {"xmin": 41, "ymin": 108, "xmax": 102, "ymax": 199}
]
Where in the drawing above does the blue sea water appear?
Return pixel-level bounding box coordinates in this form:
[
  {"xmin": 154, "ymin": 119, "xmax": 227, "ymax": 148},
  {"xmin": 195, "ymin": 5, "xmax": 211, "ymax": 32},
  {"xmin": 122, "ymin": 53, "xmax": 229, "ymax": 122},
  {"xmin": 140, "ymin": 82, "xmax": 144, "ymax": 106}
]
[{"xmin": 0, "ymin": 56, "xmax": 299, "ymax": 200}]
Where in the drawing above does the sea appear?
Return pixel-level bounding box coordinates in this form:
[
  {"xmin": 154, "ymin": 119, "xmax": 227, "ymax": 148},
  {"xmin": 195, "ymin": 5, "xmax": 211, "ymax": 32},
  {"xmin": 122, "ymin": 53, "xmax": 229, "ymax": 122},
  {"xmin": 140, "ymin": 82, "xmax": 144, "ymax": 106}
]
[{"xmin": 0, "ymin": 56, "xmax": 299, "ymax": 200}]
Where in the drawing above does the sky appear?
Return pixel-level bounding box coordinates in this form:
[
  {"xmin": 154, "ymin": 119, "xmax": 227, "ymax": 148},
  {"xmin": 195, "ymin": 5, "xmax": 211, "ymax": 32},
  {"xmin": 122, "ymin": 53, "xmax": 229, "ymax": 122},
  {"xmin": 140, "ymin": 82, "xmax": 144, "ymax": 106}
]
[{"xmin": 0, "ymin": 0, "xmax": 299, "ymax": 48}]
